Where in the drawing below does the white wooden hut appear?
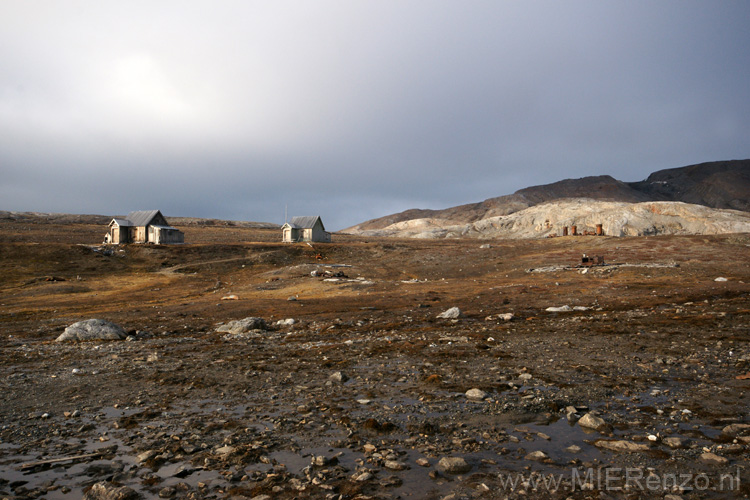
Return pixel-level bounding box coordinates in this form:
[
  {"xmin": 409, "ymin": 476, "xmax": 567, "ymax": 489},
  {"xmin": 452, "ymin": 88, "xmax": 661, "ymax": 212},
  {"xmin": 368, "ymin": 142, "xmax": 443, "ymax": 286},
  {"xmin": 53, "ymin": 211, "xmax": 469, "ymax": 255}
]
[
  {"xmin": 281, "ymin": 216, "xmax": 331, "ymax": 243},
  {"xmin": 105, "ymin": 210, "xmax": 184, "ymax": 244}
]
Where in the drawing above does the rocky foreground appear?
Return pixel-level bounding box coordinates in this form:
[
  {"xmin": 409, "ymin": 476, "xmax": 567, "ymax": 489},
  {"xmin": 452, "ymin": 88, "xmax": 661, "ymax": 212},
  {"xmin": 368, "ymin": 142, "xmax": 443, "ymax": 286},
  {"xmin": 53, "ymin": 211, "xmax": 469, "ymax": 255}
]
[{"xmin": 3, "ymin": 295, "xmax": 750, "ymax": 499}]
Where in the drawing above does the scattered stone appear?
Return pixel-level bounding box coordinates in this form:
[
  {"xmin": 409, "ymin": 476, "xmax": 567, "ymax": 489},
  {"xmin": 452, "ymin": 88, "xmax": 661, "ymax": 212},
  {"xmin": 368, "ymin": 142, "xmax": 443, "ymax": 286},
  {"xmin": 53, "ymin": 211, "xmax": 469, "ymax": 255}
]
[
  {"xmin": 722, "ymin": 423, "xmax": 750, "ymax": 436},
  {"xmin": 465, "ymin": 388, "xmax": 487, "ymax": 400},
  {"xmin": 353, "ymin": 471, "xmax": 373, "ymax": 482},
  {"xmin": 524, "ymin": 450, "xmax": 548, "ymax": 461},
  {"xmin": 158, "ymin": 487, "xmax": 176, "ymax": 498},
  {"xmin": 700, "ymin": 452, "xmax": 729, "ymax": 465},
  {"xmin": 578, "ymin": 413, "xmax": 609, "ymax": 432},
  {"xmin": 438, "ymin": 457, "xmax": 471, "ymax": 474},
  {"xmin": 497, "ymin": 313, "xmax": 514, "ymax": 321},
  {"xmin": 593, "ymin": 440, "xmax": 650, "ymax": 453},
  {"xmin": 416, "ymin": 458, "xmax": 430, "ymax": 467},
  {"xmin": 215, "ymin": 317, "xmax": 266, "ymax": 334},
  {"xmin": 437, "ymin": 307, "xmax": 462, "ymax": 319},
  {"xmin": 136, "ymin": 450, "xmax": 158, "ymax": 464},
  {"xmin": 275, "ymin": 318, "xmax": 296, "ymax": 327},
  {"xmin": 479, "ymin": 244, "xmax": 491, "ymax": 249},
  {"xmin": 220, "ymin": 294, "xmax": 239, "ymax": 300},
  {"xmin": 714, "ymin": 277, "xmax": 728, "ymax": 282},
  {"xmin": 312, "ymin": 455, "xmax": 338, "ymax": 466},
  {"xmin": 215, "ymin": 445, "xmax": 235, "ymax": 456},
  {"xmin": 565, "ymin": 445, "xmax": 581, "ymax": 453},
  {"xmin": 56, "ymin": 319, "xmax": 127, "ymax": 342},
  {"xmin": 83, "ymin": 482, "xmax": 141, "ymax": 500},
  {"xmin": 518, "ymin": 373, "xmax": 532, "ymax": 382}
]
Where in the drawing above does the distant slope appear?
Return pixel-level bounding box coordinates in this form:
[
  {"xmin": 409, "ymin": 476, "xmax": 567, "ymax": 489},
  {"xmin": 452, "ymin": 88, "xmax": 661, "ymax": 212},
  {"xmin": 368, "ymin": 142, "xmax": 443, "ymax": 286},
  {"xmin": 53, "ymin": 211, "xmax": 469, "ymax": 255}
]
[
  {"xmin": 344, "ymin": 159, "xmax": 750, "ymax": 234},
  {"xmin": 351, "ymin": 200, "xmax": 750, "ymax": 239}
]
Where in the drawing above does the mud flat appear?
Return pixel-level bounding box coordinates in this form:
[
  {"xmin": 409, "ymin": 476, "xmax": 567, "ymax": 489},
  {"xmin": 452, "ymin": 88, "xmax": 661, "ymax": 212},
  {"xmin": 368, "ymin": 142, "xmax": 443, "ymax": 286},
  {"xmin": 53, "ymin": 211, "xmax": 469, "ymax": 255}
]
[{"xmin": 1, "ymin": 220, "xmax": 749, "ymax": 499}]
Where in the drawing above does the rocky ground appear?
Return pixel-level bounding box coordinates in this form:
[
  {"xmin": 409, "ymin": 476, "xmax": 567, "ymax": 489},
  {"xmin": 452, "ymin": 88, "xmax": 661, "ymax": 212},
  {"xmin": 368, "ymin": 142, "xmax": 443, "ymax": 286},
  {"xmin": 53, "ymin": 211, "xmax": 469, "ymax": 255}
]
[{"xmin": 1, "ymin": 217, "xmax": 749, "ymax": 499}]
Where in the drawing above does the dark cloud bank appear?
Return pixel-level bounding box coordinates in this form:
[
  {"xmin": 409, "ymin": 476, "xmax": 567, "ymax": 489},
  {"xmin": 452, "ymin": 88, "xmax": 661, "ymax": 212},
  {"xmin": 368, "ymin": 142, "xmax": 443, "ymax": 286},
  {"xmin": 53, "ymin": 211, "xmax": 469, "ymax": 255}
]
[{"xmin": 1, "ymin": 1, "xmax": 749, "ymax": 230}]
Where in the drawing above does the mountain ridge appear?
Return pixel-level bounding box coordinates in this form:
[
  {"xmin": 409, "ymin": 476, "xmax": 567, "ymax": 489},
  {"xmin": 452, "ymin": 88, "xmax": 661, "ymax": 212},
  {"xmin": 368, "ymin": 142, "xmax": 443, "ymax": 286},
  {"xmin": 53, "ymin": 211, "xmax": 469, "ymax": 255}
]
[{"xmin": 345, "ymin": 159, "xmax": 750, "ymax": 234}]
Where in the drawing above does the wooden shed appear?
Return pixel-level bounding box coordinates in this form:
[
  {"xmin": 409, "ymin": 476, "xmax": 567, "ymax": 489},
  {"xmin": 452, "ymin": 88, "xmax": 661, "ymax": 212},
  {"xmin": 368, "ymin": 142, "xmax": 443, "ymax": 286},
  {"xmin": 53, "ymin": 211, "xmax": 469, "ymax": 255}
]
[
  {"xmin": 104, "ymin": 210, "xmax": 184, "ymax": 244},
  {"xmin": 281, "ymin": 216, "xmax": 331, "ymax": 243}
]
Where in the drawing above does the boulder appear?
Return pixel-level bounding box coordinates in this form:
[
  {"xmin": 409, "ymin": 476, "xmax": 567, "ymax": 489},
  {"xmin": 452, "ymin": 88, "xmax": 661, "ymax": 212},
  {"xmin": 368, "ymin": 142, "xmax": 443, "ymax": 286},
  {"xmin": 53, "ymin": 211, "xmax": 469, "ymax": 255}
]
[
  {"xmin": 56, "ymin": 319, "xmax": 126, "ymax": 342},
  {"xmin": 215, "ymin": 317, "xmax": 267, "ymax": 334},
  {"xmin": 84, "ymin": 482, "xmax": 141, "ymax": 500},
  {"xmin": 465, "ymin": 388, "xmax": 487, "ymax": 400}
]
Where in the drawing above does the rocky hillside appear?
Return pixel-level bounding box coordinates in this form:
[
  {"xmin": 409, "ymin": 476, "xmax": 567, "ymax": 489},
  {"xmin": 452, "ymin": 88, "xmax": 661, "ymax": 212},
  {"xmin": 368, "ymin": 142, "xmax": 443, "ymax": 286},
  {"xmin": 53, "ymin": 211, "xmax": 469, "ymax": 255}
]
[
  {"xmin": 350, "ymin": 200, "xmax": 750, "ymax": 239},
  {"xmin": 344, "ymin": 159, "xmax": 750, "ymax": 237}
]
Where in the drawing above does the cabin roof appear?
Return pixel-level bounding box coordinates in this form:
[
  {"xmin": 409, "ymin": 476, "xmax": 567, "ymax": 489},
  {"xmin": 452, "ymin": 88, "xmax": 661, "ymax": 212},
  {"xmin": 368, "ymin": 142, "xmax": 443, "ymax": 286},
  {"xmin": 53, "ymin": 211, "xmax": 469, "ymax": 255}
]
[
  {"xmin": 287, "ymin": 216, "xmax": 323, "ymax": 230},
  {"xmin": 125, "ymin": 210, "xmax": 162, "ymax": 227}
]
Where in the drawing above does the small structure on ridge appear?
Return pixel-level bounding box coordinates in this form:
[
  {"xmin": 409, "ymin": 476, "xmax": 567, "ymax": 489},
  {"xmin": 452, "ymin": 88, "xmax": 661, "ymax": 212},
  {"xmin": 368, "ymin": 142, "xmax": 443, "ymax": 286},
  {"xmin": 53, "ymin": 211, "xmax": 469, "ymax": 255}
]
[{"xmin": 281, "ymin": 216, "xmax": 331, "ymax": 243}]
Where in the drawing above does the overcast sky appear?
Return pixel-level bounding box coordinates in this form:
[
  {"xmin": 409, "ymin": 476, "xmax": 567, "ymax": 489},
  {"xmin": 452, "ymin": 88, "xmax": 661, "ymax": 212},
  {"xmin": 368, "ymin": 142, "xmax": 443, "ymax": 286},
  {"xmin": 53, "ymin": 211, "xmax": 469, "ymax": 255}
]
[{"xmin": 2, "ymin": 1, "xmax": 749, "ymax": 230}]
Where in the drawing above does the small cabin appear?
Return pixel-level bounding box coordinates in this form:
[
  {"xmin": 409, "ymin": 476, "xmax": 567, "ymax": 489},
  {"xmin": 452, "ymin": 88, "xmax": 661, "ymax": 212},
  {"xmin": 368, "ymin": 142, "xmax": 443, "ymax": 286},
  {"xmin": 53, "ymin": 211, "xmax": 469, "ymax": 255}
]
[
  {"xmin": 105, "ymin": 210, "xmax": 184, "ymax": 244},
  {"xmin": 281, "ymin": 216, "xmax": 331, "ymax": 243}
]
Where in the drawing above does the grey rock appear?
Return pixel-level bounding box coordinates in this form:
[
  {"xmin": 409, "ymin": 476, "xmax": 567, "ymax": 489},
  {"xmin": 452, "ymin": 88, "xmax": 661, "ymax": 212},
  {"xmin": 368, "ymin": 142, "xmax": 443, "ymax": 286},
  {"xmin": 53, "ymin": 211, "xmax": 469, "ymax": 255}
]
[
  {"xmin": 593, "ymin": 440, "xmax": 650, "ymax": 453},
  {"xmin": 546, "ymin": 305, "xmax": 572, "ymax": 312},
  {"xmin": 438, "ymin": 456, "xmax": 471, "ymax": 474},
  {"xmin": 578, "ymin": 413, "xmax": 609, "ymax": 431},
  {"xmin": 384, "ymin": 460, "xmax": 408, "ymax": 470},
  {"xmin": 215, "ymin": 317, "xmax": 267, "ymax": 334},
  {"xmin": 437, "ymin": 307, "xmax": 462, "ymax": 319},
  {"xmin": 56, "ymin": 319, "xmax": 126, "ymax": 342}
]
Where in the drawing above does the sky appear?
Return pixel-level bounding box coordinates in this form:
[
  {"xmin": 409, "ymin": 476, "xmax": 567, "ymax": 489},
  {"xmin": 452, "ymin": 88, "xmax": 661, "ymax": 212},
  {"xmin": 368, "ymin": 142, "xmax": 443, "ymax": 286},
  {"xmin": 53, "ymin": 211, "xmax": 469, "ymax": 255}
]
[{"xmin": 2, "ymin": 1, "xmax": 749, "ymax": 231}]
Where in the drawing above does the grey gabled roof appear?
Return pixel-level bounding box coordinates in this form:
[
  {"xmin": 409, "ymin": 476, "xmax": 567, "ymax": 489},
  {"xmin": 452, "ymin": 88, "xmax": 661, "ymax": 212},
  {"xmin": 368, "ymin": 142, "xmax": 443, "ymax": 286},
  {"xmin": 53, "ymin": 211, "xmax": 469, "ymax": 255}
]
[
  {"xmin": 126, "ymin": 210, "xmax": 162, "ymax": 227},
  {"xmin": 288, "ymin": 216, "xmax": 324, "ymax": 230}
]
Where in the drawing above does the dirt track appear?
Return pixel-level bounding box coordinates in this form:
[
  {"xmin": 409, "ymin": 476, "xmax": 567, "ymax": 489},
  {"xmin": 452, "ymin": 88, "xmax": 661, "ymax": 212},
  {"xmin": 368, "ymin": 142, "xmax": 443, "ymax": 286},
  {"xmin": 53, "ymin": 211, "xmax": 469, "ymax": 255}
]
[{"xmin": 1, "ymin": 218, "xmax": 749, "ymax": 499}]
